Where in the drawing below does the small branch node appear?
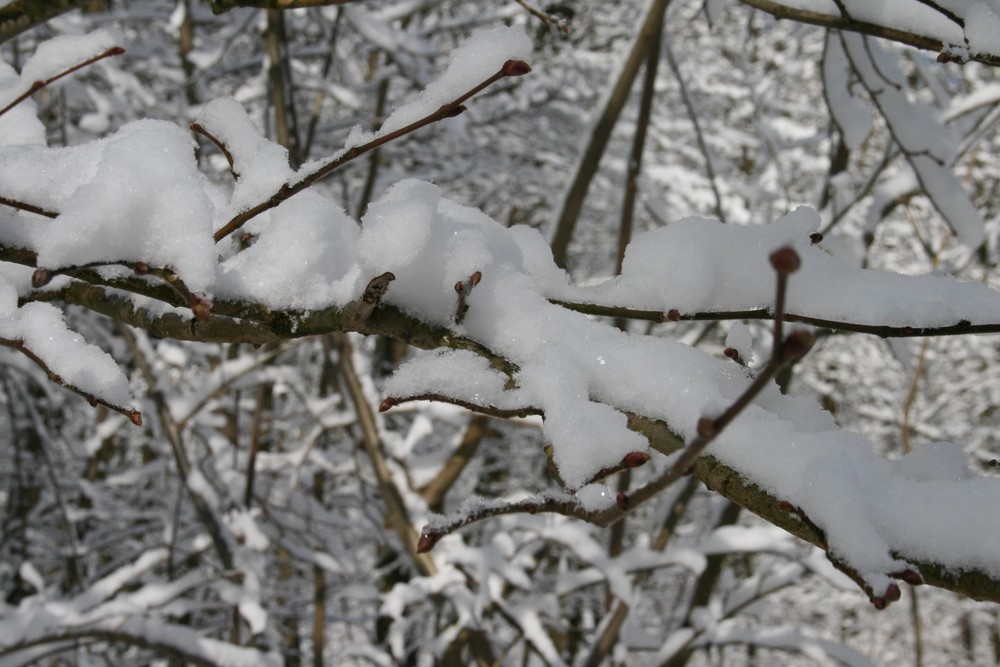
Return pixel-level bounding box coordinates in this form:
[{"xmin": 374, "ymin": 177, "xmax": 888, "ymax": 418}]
[
  {"xmin": 188, "ymin": 294, "xmax": 212, "ymax": 322},
  {"xmin": 696, "ymin": 416, "xmax": 717, "ymax": 439},
  {"xmin": 667, "ymin": 308, "xmax": 681, "ymax": 322},
  {"xmin": 454, "ymin": 270, "xmax": 482, "ymax": 324},
  {"xmin": 31, "ymin": 268, "xmax": 53, "ymax": 288}
]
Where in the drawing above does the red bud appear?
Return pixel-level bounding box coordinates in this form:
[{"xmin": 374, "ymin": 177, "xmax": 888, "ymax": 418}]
[
  {"xmin": 616, "ymin": 492, "xmax": 629, "ymax": 511},
  {"xmin": 667, "ymin": 309, "xmax": 681, "ymax": 322},
  {"xmin": 622, "ymin": 451, "xmax": 651, "ymax": 468},
  {"xmin": 895, "ymin": 569, "xmax": 924, "ymax": 586},
  {"xmin": 884, "ymin": 583, "xmax": 901, "ymax": 602},
  {"xmin": 31, "ymin": 268, "xmax": 53, "ymax": 288},
  {"xmin": 379, "ymin": 397, "xmax": 397, "ymax": 413},
  {"xmin": 469, "ymin": 271, "xmax": 482, "ymax": 285},
  {"xmin": 769, "ymin": 246, "xmax": 801, "ymax": 274},
  {"xmin": 697, "ymin": 417, "xmax": 716, "ymax": 439},
  {"xmin": 502, "ymin": 59, "xmax": 532, "ymax": 77},
  {"xmin": 416, "ymin": 530, "xmax": 441, "ymax": 553},
  {"xmin": 128, "ymin": 410, "xmax": 143, "ymax": 427}
]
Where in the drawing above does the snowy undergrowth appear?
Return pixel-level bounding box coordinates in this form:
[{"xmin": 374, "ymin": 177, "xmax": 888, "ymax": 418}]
[{"xmin": 3, "ymin": 25, "xmax": 1000, "ymax": 598}]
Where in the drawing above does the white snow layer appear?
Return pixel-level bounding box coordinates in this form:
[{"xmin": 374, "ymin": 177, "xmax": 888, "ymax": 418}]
[{"xmin": 3, "ymin": 25, "xmax": 1000, "ymax": 591}]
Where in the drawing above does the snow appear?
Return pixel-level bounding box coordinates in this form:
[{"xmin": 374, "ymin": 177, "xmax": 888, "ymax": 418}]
[
  {"xmin": 5, "ymin": 18, "xmax": 1000, "ymax": 628},
  {"xmin": 18, "ymin": 120, "xmax": 219, "ymax": 293},
  {"xmin": 543, "ymin": 208, "xmax": 1000, "ymax": 326}
]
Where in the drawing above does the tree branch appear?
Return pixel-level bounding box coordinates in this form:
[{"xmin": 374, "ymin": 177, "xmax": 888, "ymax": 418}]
[
  {"xmin": 213, "ymin": 60, "xmax": 531, "ymax": 242},
  {"xmin": 209, "ymin": 0, "xmax": 362, "ymax": 13},
  {"xmin": 738, "ymin": 0, "xmax": 1000, "ymax": 66}
]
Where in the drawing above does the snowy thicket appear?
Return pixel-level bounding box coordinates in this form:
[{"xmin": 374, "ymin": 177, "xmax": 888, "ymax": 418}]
[{"xmin": 3, "ymin": 1, "xmax": 1000, "ymax": 665}]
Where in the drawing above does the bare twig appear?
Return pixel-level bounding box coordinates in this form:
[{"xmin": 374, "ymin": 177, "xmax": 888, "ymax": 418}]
[
  {"xmin": 0, "ymin": 195, "xmax": 58, "ymax": 218},
  {"xmin": 514, "ymin": 0, "xmax": 570, "ymax": 33},
  {"xmin": 550, "ymin": 299, "xmax": 990, "ymax": 338},
  {"xmin": 190, "ymin": 122, "xmax": 239, "ymax": 179},
  {"xmin": 664, "ymin": 39, "xmax": 726, "ymax": 223},
  {"xmin": 0, "ymin": 46, "xmax": 124, "ymax": 118},
  {"xmin": 550, "ymin": 0, "xmax": 672, "ymax": 268},
  {"xmin": 213, "ymin": 59, "xmax": 532, "ymax": 242},
  {"xmin": 379, "ymin": 393, "xmax": 539, "ymax": 420}
]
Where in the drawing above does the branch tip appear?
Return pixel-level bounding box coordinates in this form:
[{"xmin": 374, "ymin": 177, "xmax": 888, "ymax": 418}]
[
  {"xmin": 769, "ymin": 245, "xmax": 801, "ymax": 274},
  {"xmin": 378, "ymin": 397, "xmax": 397, "ymax": 413},
  {"xmin": 128, "ymin": 410, "xmax": 143, "ymax": 427},
  {"xmin": 31, "ymin": 268, "xmax": 53, "ymax": 288},
  {"xmin": 893, "ymin": 568, "xmax": 924, "ymax": 586},
  {"xmin": 810, "ymin": 232, "xmax": 823, "ymax": 244},
  {"xmin": 502, "ymin": 59, "xmax": 532, "ymax": 77},
  {"xmin": 697, "ymin": 416, "xmax": 717, "ymax": 439},
  {"xmin": 416, "ymin": 530, "xmax": 441, "ymax": 553},
  {"xmin": 188, "ymin": 294, "xmax": 211, "ymax": 322},
  {"xmin": 622, "ymin": 451, "xmax": 651, "ymax": 468}
]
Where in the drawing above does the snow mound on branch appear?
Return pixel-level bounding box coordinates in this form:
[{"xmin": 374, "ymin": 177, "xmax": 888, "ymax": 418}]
[
  {"xmin": 0, "ymin": 278, "xmax": 131, "ymax": 409},
  {"xmin": 219, "ymin": 190, "xmax": 360, "ymax": 309},
  {"xmin": 29, "ymin": 120, "xmax": 218, "ymax": 293},
  {"xmin": 549, "ymin": 208, "xmax": 1000, "ymax": 327}
]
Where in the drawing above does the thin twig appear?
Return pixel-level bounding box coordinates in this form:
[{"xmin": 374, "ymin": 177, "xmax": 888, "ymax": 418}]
[
  {"xmin": 213, "ymin": 59, "xmax": 531, "ymax": 242},
  {"xmin": 0, "ymin": 337, "xmax": 141, "ymax": 425},
  {"xmin": 190, "ymin": 122, "xmax": 239, "ymax": 179},
  {"xmin": 0, "ymin": 195, "xmax": 58, "ymax": 218},
  {"xmin": 549, "ymin": 299, "xmax": 992, "ymax": 338},
  {"xmin": 0, "ymin": 46, "xmax": 125, "ymax": 118}
]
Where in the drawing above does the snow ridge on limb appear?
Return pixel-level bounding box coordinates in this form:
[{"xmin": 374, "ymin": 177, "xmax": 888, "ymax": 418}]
[
  {"xmin": 364, "ymin": 185, "xmax": 1000, "ymax": 605},
  {"xmin": 739, "ymin": 0, "xmax": 1000, "ymax": 66}
]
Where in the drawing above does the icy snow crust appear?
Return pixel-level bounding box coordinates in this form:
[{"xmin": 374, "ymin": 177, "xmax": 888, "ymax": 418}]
[{"xmin": 4, "ymin": 26, "xmax": 1000, "ymax": 592}]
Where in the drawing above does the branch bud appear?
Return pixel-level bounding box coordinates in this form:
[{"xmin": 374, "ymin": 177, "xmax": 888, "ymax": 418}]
[
  {"xmin": 622, "ymin": 451, "xmax": 651, "ymax": 468},
  {"xmin": 769, "ymin": 246, "xmax": 801, "ymax": 274},
  {"xmin": 416, "ymin": 530, "xmax": 441, "ymax": 553},
  {"xmin": 616, "ymin": 492, "xmax": 629, "ymax": 511},
  {"xmin": 502, "ymin": 59, "xmax": 532, "ymax": 77},
  {"xmin": 697, "ymin": 416, "xmax": 716, "ymax": 439},
  {"xmin": 188, "ymin": 294, "xmax": 211, "ymax": 321},
  {"xmin": 379, "ymin": 397, "xmax": 397, "ymax": 413},
  {"xmin": 781, "ymin": 330, "xmax": 814, "ymax": 362},
  {"xmin": 127, "ymin": 410, "xmax": 143, "ymax": 427},
  {"xmin": 667, "ymin": 309, "xmax": 681, "ymax": 322},
  {"xmin": 31, "ymin": 268, "xmax": 53, "ymax": 288},
  {"xmin": 809, "ymin": 232, "xmax": 823, "ymax": 244},
  {"xmin": 884, "ymin": 582, "xmax": 901, "ymax": 602}
]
